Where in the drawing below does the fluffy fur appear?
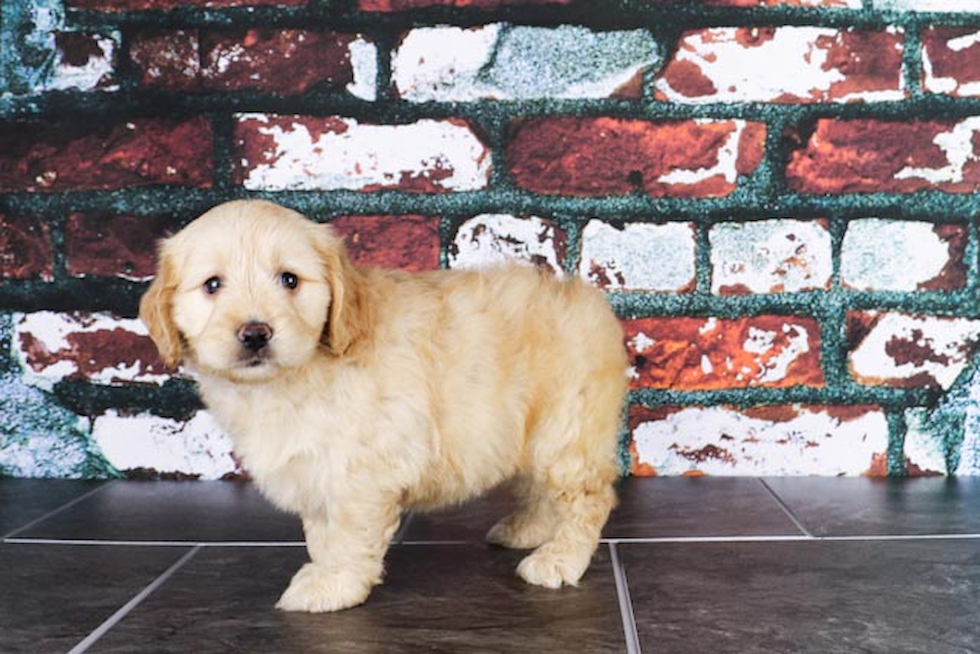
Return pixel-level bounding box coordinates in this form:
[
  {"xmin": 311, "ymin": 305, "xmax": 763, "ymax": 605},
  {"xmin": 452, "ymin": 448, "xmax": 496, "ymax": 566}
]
[{"xmin": 140, "ymin": 199, "xmax": 628, "ymax": 612}]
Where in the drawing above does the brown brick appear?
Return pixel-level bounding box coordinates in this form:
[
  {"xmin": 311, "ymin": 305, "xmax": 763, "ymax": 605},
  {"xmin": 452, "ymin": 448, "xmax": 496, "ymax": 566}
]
[
  {"xmin": 922, "ymin": 27, "xmax": 980, "ymax": 97},
  {"xmin": 786, "ymin": 118, "xmax": 980, "ymax": 194},
  {"xmin": 360, "ymin": 0, "xmax": 568, "ymax": 10},
  {"xmin": 0, "ymin": 214, "xmax": 53, "ymax": 281},
  {"xmin": 130, "ymin": 29, "xmax": 358, "ymax": 95},
  {"xmin": 330, "ymin": 215, "xmax": 441, "ymax": 272},
  {"xmin": 66, "ymin": 213, "xmax": 176, "ymax": 281},
  {"xmin": 0, "ymin": 117, "xmax": 213, "ymax": 192},
  {"xmin": 624, "ymin": 316, "xmax": 823, "ymax": 390},
  {"xmin": 67, "ymin": 0, "xmax": 304, "ymax": 10},
  {"xmin": 507, "ymin": 117, "xmax": 765, "ymax": 198}
]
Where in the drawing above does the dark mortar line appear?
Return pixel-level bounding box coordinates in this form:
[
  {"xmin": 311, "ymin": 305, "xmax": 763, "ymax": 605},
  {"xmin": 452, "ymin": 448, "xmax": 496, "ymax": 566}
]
[
  {"xmin": 372, "ymin": 30, "xmax": 396, "ymax": 105},
  {"xmin": 439, "ymin": 215, "xmax": 454, "ymax": 270},
  {"xmin": 628, "ymin": 385, "xmax": 941, "ymax": 410},
  {"xmin": 901, "ymin": 14, "xmax": 925, "ymax": 101},
  {"xmin": 6, "ymin": 189, "xmax": 980, "ymax": 222},
  {"xmin": 210, "ymin": 112, "xmax": 238, "ymax": 193},
  {"xmin": 61, "ymin": 4, "xmax": 980, "ymax": 32},
  {"xmin": 966, "ymin": 217, "xmax": 980, "ymax": 295},
  {"xmin": 0, "ymin": 314, "xmax": 12, "ymax": 375},
  {"xmin": 52, "ymin": 378, "xmax": 204, "ymax": 421},
  {"xmin": 886, "ymin": 408, "xmax": 909, "ymax": 476},
  {"xmin": 49, "ymin": 211, "xmax": 70, "ymax": 282},
  {"xmin": 818, "ymin": 295, "xmax": 850, "ymax": 391},
  {"xmin": 556, "ymin": 214, "xmax": 584, "ymax": 278}
]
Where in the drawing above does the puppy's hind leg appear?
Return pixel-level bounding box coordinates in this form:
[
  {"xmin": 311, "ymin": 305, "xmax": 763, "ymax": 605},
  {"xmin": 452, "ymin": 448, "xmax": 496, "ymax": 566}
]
[
  {"xmin": 514, "ymin": 377, "xmax": 622, "ymax": 588},
  {"xmin": 486, "ymin": 477, "xmax": 557, "ymax": 550}
]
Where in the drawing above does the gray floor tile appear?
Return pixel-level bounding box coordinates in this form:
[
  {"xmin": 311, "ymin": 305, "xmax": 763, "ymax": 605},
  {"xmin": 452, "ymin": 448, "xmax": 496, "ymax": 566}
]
[
  {"xmin": 621, "ymin": 539, "xmax": 980, "ymax": 654},
  {"xmin": 0, "ymin": 478, "xmax": 108, "ymax": 538},
  {"xmin": 764, "ymin": 476, "xmax": 980, "ymax": 536},
  {"xmin": 15, "ymin": 480, "xmax": 303, "ymax": 542},
  {"xmin": 0, "ymin": 543, "xmax": 193, "ymax": 654},
  {"xmin": 90, "ymin": 544, "xmax": 625, "ymax": 653}
]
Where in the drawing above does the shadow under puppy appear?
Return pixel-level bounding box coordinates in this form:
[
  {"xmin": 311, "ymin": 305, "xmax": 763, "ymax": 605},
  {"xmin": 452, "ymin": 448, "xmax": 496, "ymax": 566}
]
[{"xmin": 140, "ymin": 200, "xmax": 628, "ymax": 612}]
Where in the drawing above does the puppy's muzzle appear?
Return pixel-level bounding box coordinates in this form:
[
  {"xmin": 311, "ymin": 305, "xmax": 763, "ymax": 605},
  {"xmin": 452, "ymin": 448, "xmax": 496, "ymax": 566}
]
[{"xmin": 238, "ymin": 321, "xmax": 274, "ymax": 352}]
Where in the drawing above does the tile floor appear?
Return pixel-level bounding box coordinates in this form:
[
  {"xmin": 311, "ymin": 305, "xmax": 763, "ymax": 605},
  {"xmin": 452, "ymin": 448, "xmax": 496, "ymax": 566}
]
[{"xmin": 2, "ymin": 476, "xmax": 979, "ymax": 653}]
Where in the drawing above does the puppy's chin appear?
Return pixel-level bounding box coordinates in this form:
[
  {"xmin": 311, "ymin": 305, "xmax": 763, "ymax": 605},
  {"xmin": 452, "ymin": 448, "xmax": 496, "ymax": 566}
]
[{"xmin": 191, "ymin": 352, "xmax": 287, "ymax": 384}]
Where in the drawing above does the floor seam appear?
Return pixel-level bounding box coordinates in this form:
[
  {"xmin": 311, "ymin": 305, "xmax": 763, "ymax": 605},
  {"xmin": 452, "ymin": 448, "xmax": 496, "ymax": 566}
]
[
  {"xmin": 609, "ymin": 542, "xmax": 642, "ymax": 654},
  {"xmin": 1, "ymin": 480, "xmax": 120, "ymax": 540},
  {"xmin": 67, "ymin": 544, "xmax": 202, "ymax": 654},
  {"xmin": 758, "ymin": 478, "xmax": 814, "ymax": 538}
]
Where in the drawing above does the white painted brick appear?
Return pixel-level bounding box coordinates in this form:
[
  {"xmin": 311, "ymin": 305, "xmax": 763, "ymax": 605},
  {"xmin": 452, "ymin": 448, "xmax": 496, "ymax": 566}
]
[
  {"xmin": 841, "ymin": 219, "xmax": 954, "ymax": 291},
  {"xmin": 710, "ymin": 220, "xmax": 832, "ymax": 294},
  {"xmin": 876, "ymin": 0, "xmax": 979, "ymax": 10},
  {"xmin": 894, "ymin": 116, "xmax": 980, "ymax": 187},
  {"xmin": 92, "ymin": 411, "xmax": 236, "ymax": 480},
  {"xmin": 631, "ymin": 405, "xmax": 888, "ymax": 476},
  {"xmin": 655, "ymin": 27, "xmax": 904, "ymax": 104},
  {"xmin": 47, "ymin": 32, "xmax": 119, "ymax": 92},
  {"xmin": 904, "ymin": 408, "xmax": 950, "ymax": 475},
  {"xmin": 580, "ymin": 220, "xmax": 695, "ymax": 291},
  {"xmin": 449, "ymin": 214, "xmax": 564, "ymax": 274},
  {"xmin": 850, "ymin": 313, "xmax": 980, "ymax": 390},
  {"xmin": 347, "ymin": 36, "xmax": 378, "ymax": 101},
  {"xmin": 393, "ymin": 24, "xmax": 658, "ymax": 102},
  {"xmin": 13, "ymin": 311, "xmax": 171, "ymax": 390},
  {"xmin": 237, "ymin": 115, "xmax": 490, "ymax": 192}
]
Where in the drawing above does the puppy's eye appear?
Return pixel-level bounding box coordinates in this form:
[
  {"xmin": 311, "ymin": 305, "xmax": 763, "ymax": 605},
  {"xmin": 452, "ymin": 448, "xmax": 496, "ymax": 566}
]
[
  {"xmin": 280, "ymin": 272, "xmax": 299, "ymax": 290},
  {"xmin": 203, "ymin": 276, "xmax": 222, "ymax": 295}
]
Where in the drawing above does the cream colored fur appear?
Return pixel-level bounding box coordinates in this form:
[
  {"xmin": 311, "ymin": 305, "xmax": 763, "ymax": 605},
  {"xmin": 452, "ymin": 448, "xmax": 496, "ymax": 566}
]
[{"xmin": 140, "ymin": 200, "xmax": 628, "ymax": 612}]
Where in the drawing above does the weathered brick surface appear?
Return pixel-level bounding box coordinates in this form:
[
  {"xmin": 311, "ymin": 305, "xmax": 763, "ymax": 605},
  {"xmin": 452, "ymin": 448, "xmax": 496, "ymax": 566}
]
[
  {"xmin": 361, "ymin": 0, "xmax": 568, "ymax": 9},
  {"xmin": 67, "ymin": 0, "xmax": 305, "ymax": 10},
  {"xmin": 393, "ymin": 25, "xmax": 657, "ymax": 101},
  {"xmin": 66, "ymin": 213, "xmax": 175, "ymax": 281},
  {"xmin": 0, "ymin": 214, "xmax": 53, "ymax": 281},
  {"xmin": 0, "ymin": 117, "xmax": 213, "ymax": 192},
  {"xmin": 787, "ymin": 117, "xmax": 980, "ymax": 194},
  {"xmin": 508, "ymin": 118, "xmax": 766, "ymax": 197},
  {"xmin": 841, "ymin": 220, "xmax": 967, "ymax": 291},
  {"xmin": 922, "ymin": 28, "xmax": 980, "ymax": 97},
  {"xmin": 705, "ymin": 0, "xmax": 859, "ymax": 5},
  {"xmin": 625, "ymin": 316, "xmax": 823, "ymax": 390},
  {"xmin": 330, "ymin": 215, "xmax": 441, "ymax": 272},
  {"xmin": 14, "ymin": 312, "xmax": 172, "ymax": 389},
  {"xmin": 629, "ymin": 405, "xmax": 888, "ymax": 477},
  {"xmin": 656, "ymin": 27, "xmax": 904, "ymax": 104},
  {"xmin": 580, "ymin": 220, "xmax": 696, "ymax": 292},
  {"xmin": 92, "ymin": 410, "xmax": 236, "ymax": 480},
  {"xmin": 235, "ymin": 115, "xmax": 490, "ymax": 192},
  {"xmin": 710, "ymin": 219, "xmax": 832, "ymax": 295},
  {"xmin": 848, "ymin": 312, "xmax": 980, "ymax": 390},
  {"xmin": 877, "ymin": 0, "xmax": 976, "ymax": 10},
  {"xmin": 47, "ymin": 32, "xmax": 118, "ymax": 92},
  {"xmin": 130, "ymin": 29, "xmax": 375, "ymax": 98},
  {"xmin": 449, "ymin": 214, "xmax": 565, "ymax": 273}
]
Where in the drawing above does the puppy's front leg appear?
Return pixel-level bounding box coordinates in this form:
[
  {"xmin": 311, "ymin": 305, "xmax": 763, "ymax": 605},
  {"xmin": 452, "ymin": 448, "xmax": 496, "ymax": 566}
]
[{"xmin": 276, "ymin": 496, "xmax": 401, "ymax": 613}]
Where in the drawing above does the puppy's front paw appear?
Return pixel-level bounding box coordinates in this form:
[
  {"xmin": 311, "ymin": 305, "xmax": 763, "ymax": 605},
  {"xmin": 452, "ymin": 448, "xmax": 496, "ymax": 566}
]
[
  {"xmin": 516, "ymin": 545, "xmax": 590, "ymax": 589},
  {"xmin": 275, "ymin": 563, "xmax": 372, "ymax": 613}
]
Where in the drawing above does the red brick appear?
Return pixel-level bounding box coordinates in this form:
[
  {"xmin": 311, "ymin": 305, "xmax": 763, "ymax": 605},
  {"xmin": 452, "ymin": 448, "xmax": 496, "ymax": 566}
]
[
  {"xmin": 656, "ymin": 27, "xmax": 903, "ymax": 104},
  {"xmin": 130, "ymin": 29, "xmax": 357, "ymax": 95},
  {"xmin": 624, "ymin": 316, "xmax": 823, "ymax": 390},
  {"xmin": 703, "ymin": 0, "xmax": 859, "ymax": 5},
  {"xmin": 361, "ymin": 0, "xmax": 568, "ymax": 10},
  {"xmin": 67, "ymin": 0, "xmax": 304, "ymax": 10},
  {"xmin": 922, "ymin": 27, "xmax": 980, "ymax": 97},
  {"xmin": 0, "ymin": 214, "xmax": 53, "ymax": 281},
  {"xmin": 66, "ymin": 213, "xmax": 175, "ymax": 281},
  {"xmin": 329, "ymin": 215, "xmax": 441, "ymax": 272},
  {"xmin": 786, "ymin": 118, "xmax": 980, "ymax": 194},
  {"xmin": 15, "ymin": 312, "xmax": 172, "ymax": 386},
  {"xmin": 507, "ymin": 118, "xmax": 765, "ymax": 198},
  {"xmin": 0, "ymin": 117, "xmax": 213, "ymax": 192}
]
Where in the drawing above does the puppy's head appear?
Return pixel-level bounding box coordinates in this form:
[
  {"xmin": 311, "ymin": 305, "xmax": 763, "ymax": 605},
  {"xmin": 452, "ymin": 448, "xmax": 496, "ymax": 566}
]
[{"xmin": 140, "ymin": 200, "xmax": 366, "ymax": 382}]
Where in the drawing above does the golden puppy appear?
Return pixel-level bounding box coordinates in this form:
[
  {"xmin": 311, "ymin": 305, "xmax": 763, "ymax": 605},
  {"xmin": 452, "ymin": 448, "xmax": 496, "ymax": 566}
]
[{"xmin": 140, "ymin": 199, "xmax": 628, "ymax": 612}]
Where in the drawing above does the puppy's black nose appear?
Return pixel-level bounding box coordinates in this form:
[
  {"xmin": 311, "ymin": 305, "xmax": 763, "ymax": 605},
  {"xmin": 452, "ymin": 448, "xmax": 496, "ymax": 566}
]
[{"xmin": 238, "ymin": 322, "xmax": 273, "ymax": 351}]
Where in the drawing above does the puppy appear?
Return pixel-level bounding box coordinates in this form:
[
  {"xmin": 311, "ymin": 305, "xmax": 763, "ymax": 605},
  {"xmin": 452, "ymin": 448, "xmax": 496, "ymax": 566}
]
[{"xmin": 140, "ymin": 199, "xmax": 628, "ymax": 612}]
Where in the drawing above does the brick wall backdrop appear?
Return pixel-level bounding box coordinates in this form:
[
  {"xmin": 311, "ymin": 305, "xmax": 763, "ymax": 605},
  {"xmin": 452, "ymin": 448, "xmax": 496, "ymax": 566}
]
[{"xmin": 2, "ymin": 0, "xmax": 980, "ymax": 479}]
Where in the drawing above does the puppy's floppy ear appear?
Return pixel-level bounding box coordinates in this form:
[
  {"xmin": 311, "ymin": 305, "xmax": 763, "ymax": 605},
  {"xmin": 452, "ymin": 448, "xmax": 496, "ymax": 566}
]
[
  {"xmin": 139, "ymin": 242, "xmax": 183, "ymax": 368},
  {"xmin": 315, "ymin": 226, "xmax": 373, "ymax": 356}
]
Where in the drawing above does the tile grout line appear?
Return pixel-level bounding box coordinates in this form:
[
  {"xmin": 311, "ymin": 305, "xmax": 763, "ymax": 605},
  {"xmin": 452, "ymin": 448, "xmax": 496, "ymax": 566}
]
[
  {"xmin": 609, "ymin": 542, "xmax": 642, "ymax": 654},
  {"xmin": 1, "ymin": 481, "xmax": 120, "ymax": 540},
  {"xmin": 757, "ymin": 478, "xmax": 814, "ymax": 538},
  {"xmin": 67, "ymin": 545, "xmax": 202, "ymax": 654}
]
